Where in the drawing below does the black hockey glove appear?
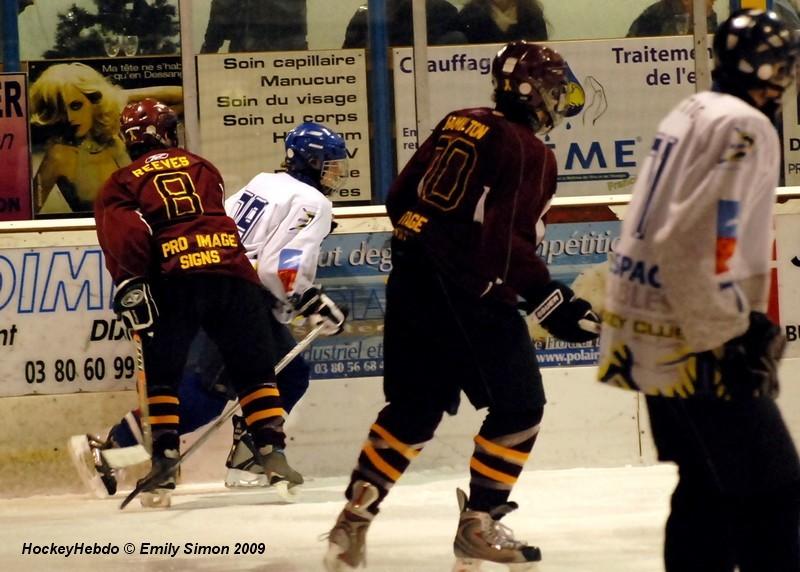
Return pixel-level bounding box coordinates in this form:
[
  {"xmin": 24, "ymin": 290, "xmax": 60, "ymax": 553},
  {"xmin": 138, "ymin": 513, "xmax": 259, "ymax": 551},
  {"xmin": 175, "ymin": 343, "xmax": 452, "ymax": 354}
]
[
  {"xmin": 293, "ymin": 286, "xmax": 348, "ymax": 336},
  {"xmin": 522, "ymin": 280, "xmax": 600, "ymax": 343},
  {"xmin": 113, "ymin": 277, "xmax": 158, "ymax": 337},
  {"xmin": 720, "ymin": 311, "xmax": 785, "ymax": 400}
]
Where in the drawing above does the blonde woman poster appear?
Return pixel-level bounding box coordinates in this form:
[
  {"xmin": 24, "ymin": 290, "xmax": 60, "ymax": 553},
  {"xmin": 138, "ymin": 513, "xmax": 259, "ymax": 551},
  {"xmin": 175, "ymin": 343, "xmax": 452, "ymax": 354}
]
[{"xmin": 28, "ymin": 58, "xmax": 182, "ymax": 217}]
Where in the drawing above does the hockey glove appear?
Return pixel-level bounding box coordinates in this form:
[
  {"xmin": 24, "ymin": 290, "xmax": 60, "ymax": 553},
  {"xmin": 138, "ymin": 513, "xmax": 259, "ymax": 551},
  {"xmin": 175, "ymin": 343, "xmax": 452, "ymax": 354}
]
[
  {"xmin": 720, "ymin": 311, "xmax": 785, "ymax": 400},
  {"xmin": 293, "ymin": 286, "xmax": 348, "ymax": 336},
  {"xmin": 523, "ymin": 280, "xmax": 600, "ymax": 343},
  {"xmin": 113, "ymin": 277, "xmax": 158, "ymax": 337}
]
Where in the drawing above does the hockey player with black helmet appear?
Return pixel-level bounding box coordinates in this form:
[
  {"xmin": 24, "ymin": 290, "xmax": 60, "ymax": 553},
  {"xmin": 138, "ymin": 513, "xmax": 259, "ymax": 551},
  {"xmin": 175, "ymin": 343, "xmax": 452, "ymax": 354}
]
[
  {"xmin": 324, "ymin": 41, "xmax": 598, "ymax": 571},
  {"xmin": 597, "ymin": 9, "xmax": 800, "ymax": 571},
  {"xmin": 70, "ymin": 121, "xmax": 348, "ymax": 498}
]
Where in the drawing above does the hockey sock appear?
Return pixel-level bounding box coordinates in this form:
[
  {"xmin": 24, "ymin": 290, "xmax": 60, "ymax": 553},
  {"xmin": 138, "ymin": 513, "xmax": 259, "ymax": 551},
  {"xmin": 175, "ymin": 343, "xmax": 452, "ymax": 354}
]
[
  {"xmin": 348, "ymin": 423, "xmax": 424, "ymax": 513},
  {"xmin": 177, "ymin": 370, "xmax": 228, "ymax": 434},
  {"xmin": 274, "ymin": 354, "xmax": 310, "ymax": 413},
  {"xmin": 468, "ymin": 408, "xmax": 543, "ymax": 512},
  {"xmin": 238, "ymin": 383, "xmax": 286, "ymax": 450},
  {"xmin": 348, "ymin": 405, "xmax": 441, "ymax": 514},
  {"xmin": 147, "ymin": 387, "xmax": 180, "ymax": 447},
  {"xmin": 108, "ymin": 410, "xmax": 144, "ymax": 448}
]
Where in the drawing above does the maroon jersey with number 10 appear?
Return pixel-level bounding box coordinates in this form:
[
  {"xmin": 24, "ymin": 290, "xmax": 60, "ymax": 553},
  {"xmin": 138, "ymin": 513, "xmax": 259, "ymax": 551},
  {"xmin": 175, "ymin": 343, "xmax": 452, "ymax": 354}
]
[
  {"xmin": 387, "ymin": 107, "xmax": 556, "ymax": 306},
  {"xmin": 95, "ymin": 147, "xmax": 260, "ymax": 286}
]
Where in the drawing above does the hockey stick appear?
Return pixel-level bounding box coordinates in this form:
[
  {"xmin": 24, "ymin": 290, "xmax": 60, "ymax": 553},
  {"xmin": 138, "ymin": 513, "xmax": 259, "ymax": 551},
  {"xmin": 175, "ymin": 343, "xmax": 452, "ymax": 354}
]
[
  {"xmin": 132, "ymin": 333, "xmax": 153, "ymax": 454},
  {"xmin": 103, "ymin": 334, "xmax": 156, "ymax": 470},
  {"xmin": 119, "ymin": 323, "xmax": 325, "ymax": 510}
]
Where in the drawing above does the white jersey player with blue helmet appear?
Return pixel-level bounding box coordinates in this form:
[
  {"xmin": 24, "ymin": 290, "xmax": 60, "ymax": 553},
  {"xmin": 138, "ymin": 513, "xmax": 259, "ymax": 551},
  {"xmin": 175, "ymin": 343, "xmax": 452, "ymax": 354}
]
[{"xmin": 227, "ymin": 172, "xmax": 333, "ymax": 325}]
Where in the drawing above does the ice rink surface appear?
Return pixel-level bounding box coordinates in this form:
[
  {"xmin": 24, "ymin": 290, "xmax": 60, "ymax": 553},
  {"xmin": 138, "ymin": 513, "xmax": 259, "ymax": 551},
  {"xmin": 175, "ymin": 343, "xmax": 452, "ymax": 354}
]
[{"xmin": 0, "ymin": 464, "xmax": 677, "ymax": 572}]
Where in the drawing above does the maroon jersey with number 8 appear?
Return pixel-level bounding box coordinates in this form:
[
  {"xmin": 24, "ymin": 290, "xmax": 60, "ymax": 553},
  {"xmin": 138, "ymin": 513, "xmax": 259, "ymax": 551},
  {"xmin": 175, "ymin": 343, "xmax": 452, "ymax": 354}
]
[{"xmin": 95, "ymin": 147, "xmax": 260, "ymax": 286}]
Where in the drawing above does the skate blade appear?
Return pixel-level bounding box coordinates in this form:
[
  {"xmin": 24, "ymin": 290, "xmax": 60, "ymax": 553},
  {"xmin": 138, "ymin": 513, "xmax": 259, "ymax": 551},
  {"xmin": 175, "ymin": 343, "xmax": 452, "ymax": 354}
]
[
  {"xmin": 139, "ymin": 490, "xmax": 172, "ymax": 508},
  {"xmin": 507, "ymin": 563, "xmax": 539, "ymax": 571},
  {"xmin": 323, "ymin": 544, "xmax": 355, "ymax": 572},
  {"xmin": 224, "ymin": 468, "xmax": 269, "ymax": 488},
  {"xmin": 67, "ymin": 435, "xmax": 111, "ymax": 499},
  {"xmin": 272, "ymin": 479, "xmax": 300, "ymax": 503},
  {"xmin": 452, "ymin": 558, "xmax": 538, "ymax": 572},
  {"xmin": 102, "ymin": 444, "xmax": 150, "ymax": 469},
  {"xmin": 452, "ymin": 558, "xmax": 482, "ymax": 572}
]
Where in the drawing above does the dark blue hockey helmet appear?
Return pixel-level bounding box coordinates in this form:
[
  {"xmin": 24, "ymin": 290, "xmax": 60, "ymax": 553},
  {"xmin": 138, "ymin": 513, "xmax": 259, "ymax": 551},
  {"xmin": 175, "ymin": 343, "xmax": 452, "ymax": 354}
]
[{"xmin": 284, "ymin": 122, "xmax": 348, "ymax": 195}]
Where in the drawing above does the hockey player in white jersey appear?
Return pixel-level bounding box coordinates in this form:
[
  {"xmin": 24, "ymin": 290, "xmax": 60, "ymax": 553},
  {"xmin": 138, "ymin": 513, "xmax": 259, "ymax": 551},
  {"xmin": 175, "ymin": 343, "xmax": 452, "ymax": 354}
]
[
  {"xmin": 597, "ymin": 9, "xmax": 800, "ymax": 571},
  {"xmin": 68, "ymin": 122, "xmax": 348, "ymax": 497},
  {"xmin": 222, "ymin": 122, "xmax": 348, "ymax": 485}
]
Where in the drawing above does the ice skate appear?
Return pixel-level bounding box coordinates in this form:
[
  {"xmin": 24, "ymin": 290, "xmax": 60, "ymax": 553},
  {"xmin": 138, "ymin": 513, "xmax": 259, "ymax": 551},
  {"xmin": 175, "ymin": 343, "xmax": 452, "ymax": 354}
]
[
  {"xmin": 452, "ymin": 488, "xmax": 541, "ymax": 572},
  {"xmin": 256, "ymin": 444, "xmax": 304, "ymax": 501},
  {"xmin": 323, "ymin": 481, "xmax": 379, "ymax": 571},
  {"xmin": 136, "ymin": 437, "xmax": 179, "ymax": 509},
  {"xmin": 224, "ymin": 415, "xmax": 268, "ymax": 488},
  {"xmin": 67, "ymin": 434, "xmax": 118, "ymax": 499}
]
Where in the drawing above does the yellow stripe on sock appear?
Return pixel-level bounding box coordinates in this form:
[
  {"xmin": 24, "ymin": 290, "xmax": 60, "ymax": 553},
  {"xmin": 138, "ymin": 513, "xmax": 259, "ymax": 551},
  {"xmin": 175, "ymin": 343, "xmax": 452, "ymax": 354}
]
[
  {"xmin": 148, "ymin": 415, "xmax": 179, "ymax": 425},
  {"xmin": 245, "ymin": 408, "xmax": 285, "ymax": 425},
  {"xmin": 469, "ymin": 457, "xmax": 518, "ymax": 486},
  {"xmin": 240, "ymin": 387, "xmax": 280, "ymax": 407},
  {"xmin": 370, "ymin": 423, "xmax": 420, "ymax": 460},
  {"xmin": 148, "ymin": 395, "xmax": 179, "ymax": 405},
  {"xmin": 474, "ymin": 435, "xmax": 529, "ymax": 465},
  {"xmin": 363, "ymin": 444, "xmax": 402, "ymax": 481}
]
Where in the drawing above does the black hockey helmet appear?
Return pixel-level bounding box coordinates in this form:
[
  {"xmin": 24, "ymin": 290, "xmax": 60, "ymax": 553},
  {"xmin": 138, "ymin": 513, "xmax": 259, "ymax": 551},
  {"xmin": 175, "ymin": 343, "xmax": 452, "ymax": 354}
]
[
  {"xmin": 491, "ymin": 41, "xmax": 584, "ymax": 133},
  {"xmin": 712, "ymin": 9, "xmax": 799, "ymax": 94},
  {"xmin": 120, "ymin": 98, "xmax": 178, "ymax": 158}
]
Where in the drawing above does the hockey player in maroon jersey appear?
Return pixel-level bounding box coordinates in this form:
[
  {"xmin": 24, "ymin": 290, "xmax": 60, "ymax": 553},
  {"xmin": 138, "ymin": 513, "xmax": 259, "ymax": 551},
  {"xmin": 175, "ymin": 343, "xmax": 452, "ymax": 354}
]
[
  {"xmin": 323, "ymin": 42, "xmax": 599, "ymax": 571},
  {"xmin": 95, "ymin": 98, "xmax": 316, "ymax": 506}
]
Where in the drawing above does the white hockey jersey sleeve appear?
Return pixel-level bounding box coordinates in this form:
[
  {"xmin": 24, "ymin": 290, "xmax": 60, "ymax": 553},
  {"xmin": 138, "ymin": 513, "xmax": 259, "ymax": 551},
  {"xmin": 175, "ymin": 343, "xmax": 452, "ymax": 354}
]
[
  {"xmin": 225, "ymin": 172, "xmax": 333, "ymax": 321},
  {"xmin": 649, "ymin": 99, "xmax": 778, "ymax": 351}
]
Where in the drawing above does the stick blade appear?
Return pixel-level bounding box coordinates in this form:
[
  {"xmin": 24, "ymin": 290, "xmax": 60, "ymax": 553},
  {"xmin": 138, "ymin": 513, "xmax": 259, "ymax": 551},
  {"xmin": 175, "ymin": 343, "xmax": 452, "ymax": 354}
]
[
  {"xmin": 579, "ymin": 318, "xmax": 601, "ymax": 335},
  {"xmin": 102, "ymin": 445, "xmax": 150, "ymax": 469}
]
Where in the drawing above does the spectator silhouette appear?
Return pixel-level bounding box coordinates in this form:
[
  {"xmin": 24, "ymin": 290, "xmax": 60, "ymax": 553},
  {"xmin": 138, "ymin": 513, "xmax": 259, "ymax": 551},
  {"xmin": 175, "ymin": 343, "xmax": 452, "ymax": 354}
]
[
  {"xmin": 457, "ymin": 0, "xmax": 548, "ymax": 44},
  {"xmin": 201, "ymin": 0, "xmax": 307, "ymax": 53},
  {"xmin": 342, "ymin": 0, "xmax": 465, "ymax": 48},
  {"xmin": 627, "ymin": 0, "xmax": 718, "ymax": 37}
]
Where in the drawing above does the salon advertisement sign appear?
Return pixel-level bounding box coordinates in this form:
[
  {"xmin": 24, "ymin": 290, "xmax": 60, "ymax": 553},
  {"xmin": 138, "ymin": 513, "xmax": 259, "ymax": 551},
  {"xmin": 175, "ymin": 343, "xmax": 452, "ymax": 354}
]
[
  {"xmin": 393, "ymin": 35, "xmax": 704, "ymax": 198},
  {"xmin": 0, "ymin": 73, "xmax": 32, "ymax": 221},
  {"xmin": 196, "ymin": 49, "xmax": 371, "ymax": 203}
]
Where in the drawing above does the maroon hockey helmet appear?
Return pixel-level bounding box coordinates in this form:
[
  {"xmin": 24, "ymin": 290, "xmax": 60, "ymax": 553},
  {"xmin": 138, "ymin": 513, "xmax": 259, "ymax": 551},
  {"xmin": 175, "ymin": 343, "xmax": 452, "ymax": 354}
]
[
  {"xmin": 119, "ymin": 98, "xmax": 178, "ymax": 152},
  {"xmin": 491, "ymin": 41, "xmax": 584, "ymax": 133}
]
